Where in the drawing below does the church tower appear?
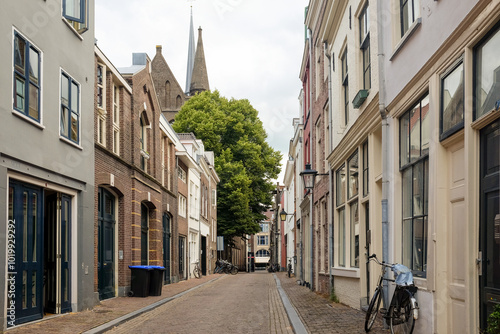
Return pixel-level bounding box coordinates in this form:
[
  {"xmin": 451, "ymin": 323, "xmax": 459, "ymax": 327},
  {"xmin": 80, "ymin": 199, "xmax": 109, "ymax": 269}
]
[{"xmin": 189, "ymin": 26, "xmax": 210, "ymax": 96}]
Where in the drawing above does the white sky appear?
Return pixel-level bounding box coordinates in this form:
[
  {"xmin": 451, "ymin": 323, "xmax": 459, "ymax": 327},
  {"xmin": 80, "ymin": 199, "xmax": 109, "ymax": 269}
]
[{"xmin": 95, "ymin": 0, "xmax": 308, "ymax": 183}]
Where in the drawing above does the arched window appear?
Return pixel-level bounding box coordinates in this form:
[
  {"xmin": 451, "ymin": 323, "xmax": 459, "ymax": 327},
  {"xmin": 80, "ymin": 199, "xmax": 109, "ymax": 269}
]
[{"xmin": 256, "ymin": 250, "xmax": 270, "ymax": 258}]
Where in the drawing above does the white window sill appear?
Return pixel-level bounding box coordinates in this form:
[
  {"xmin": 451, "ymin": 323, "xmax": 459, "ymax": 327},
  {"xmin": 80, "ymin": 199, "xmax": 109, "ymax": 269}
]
[
  {"xmin": 390, "ymin": 18, "xmax": 422, "ymax": 61},
  {"xmin": 59, "ymin": 136, "xmax": 83, "ymax": 150},
  {"xmin": 62, "ymin": 18, "xmax": 84, "ymax": 41},
  {"xmin": 12, "ymin": 110, "xmax": 45, "ymax": 130},
  {"xmin": 332, "ymin": 267, "xmax": 360, "ymax": 278}
]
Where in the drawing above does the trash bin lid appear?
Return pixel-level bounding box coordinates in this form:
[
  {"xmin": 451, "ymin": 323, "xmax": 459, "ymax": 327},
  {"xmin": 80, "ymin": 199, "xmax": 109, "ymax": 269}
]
[
  {"xmin": 149, "ymin": 266, "xmax": 165, "ymax": 269},
  {"xmin": 128, "ymin": 265, "xmax": 153, "ymax": 270}
]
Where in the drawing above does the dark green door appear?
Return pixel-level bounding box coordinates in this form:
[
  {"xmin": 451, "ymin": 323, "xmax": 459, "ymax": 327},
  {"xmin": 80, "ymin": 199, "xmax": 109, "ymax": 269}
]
[
  {"xmin": 98, "ymin": 188, "xmax": 115, "ymax": 300},
  {"xmin": 60, "ymin": 194, "xmax": 71, "ymax": 312},
  {"xmin": 479, "ymin": 120, "xmax": 500, "ymax": 330},
  {"xmin": 8, "ymin": 181, "xmax": 44, "ymax": 326},
  {"xmin": 163, "ymin": 213, "xmax": 171, "ymax": 284}
]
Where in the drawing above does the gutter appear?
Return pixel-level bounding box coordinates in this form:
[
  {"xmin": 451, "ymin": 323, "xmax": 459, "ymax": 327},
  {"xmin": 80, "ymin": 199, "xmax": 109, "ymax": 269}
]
[{"xmin": 308, "ymin": 27, "xmax": 314, "ymax": 291}]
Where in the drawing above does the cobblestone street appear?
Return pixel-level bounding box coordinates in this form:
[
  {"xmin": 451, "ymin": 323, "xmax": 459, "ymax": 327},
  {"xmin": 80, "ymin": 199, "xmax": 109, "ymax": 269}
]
[{"xmin": 6, "ymin": 271, "xmax": 387, "ymax": 334}]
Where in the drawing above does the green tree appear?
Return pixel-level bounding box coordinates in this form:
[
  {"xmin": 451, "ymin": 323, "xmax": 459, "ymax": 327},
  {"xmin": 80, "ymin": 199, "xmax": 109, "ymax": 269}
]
[{"xmin": 173, "ymin": 90, "xmax": 282, "ymax": 239}]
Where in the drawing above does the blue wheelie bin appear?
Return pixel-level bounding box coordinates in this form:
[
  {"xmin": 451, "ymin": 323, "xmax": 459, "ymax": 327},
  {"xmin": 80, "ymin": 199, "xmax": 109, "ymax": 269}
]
[
  {"xmin": 128, "ymin": 265, "xmax": 152, "ymax": 297},
  {"xmin": 149, "ymin": 266, "xmax": 165, "ymax": 296}
]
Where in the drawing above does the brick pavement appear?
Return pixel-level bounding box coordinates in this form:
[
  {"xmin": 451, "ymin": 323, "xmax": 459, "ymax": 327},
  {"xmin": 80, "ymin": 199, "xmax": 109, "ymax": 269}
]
[
  {"xmin": 5, "ymin": 271, "xmax": 387, "ymax": 334},
  {"xmin": 275, "ymin": 272, "xmax": 386, "ymax": 334}
]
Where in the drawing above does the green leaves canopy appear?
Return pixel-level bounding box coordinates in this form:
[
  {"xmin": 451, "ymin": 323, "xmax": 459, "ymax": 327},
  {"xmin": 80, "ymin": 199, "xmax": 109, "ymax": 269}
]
[{"xmin": 173, "ymin": 90, "xmax": 282, "ymax": 239}]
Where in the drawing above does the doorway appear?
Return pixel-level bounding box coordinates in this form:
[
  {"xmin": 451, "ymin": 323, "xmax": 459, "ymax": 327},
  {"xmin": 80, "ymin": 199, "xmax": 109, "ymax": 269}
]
[
  {"xmin": 201, "ymin": 236, "xmax": 207, "ymax": 275},
  {"xmin": 179, "ymin": 236, "xmax": 185, "ymax": 280},
  {"xmin": 7, "ymin": 181, "xmax": 72, "ymax": 326},
  {"xmin": 97, "ymin": 188, "xmax": 115, "ymax": 300},
  {"xmin": 163, "ymin": 213, "xmax": 171, "ymax": 284},
  {"xmin": 479, "ymin": 120, "xmax": 500, "ymax": 330}
]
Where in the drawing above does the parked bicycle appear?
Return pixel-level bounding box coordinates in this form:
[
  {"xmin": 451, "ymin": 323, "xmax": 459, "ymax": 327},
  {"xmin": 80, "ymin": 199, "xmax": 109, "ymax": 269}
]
[
  {"xmin": 365, "ymin": 254, "xmax": 419, "ymax": 334},
  {"xmin": 214, "ymin": 259, "xmax": 238, "ymax": 275},
  {"xmin": 193, "ymin": 261, "xmax": 202, "ymax": 279},
  {"xmin": 267, "ymin": 262, "xmax": 280, "ymax": 273}
]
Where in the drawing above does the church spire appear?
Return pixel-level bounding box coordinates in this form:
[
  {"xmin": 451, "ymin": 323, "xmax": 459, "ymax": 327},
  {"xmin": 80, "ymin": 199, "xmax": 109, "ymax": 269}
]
[
  {"xmin": 185, "ymin": 6, "xmax": 195, "ymax": 94},
  {"xmin": 190, "ymin": 26, "xmax": 210, "ymax": 95}
]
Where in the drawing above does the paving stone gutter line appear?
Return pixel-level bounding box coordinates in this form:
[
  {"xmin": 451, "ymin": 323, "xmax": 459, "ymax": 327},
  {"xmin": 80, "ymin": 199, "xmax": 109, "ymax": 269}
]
[
  {"xmin": 83, "ymin": 276, "xmax": 222, "ymax": 334},
  {"xmin": 273, "ymin": 274, "xmax": 308, "ymax": 334}
]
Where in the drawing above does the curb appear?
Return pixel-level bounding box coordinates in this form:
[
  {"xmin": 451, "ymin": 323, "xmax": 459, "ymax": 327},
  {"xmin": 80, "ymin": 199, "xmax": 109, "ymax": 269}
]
[
  {"xmin": 273, "ymin": 274, "xmax": 308, "ymax": 334},
  {"xmin": 82, "ymin": 276, "xmax": 223, "ymax": 334}
]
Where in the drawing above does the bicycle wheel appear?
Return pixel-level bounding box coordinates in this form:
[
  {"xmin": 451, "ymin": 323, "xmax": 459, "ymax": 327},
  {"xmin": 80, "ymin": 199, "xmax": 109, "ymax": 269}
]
[
  {"xmin": 231, "ymin": 266, "xmax": 238, "ymax": 275},
  {"xmin": 365, "ymin": 288, "xmax": 382, "ymax": 332},
  {"xmin": 193, "ymin": 266, "xmax": 201, "ymax": 279},
  {"xmin": 388, "ymin": 291, "xmax": 415, "ymax": 334}
]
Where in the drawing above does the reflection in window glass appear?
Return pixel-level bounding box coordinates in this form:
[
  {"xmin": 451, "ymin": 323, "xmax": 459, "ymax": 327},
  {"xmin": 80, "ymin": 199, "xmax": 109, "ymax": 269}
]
[
  {"xmin": 475, "ymin": 26, "xmax": 500, "ymax": 119},
  {"xmin": 338, "ymin": 208, "xmax": 345, "ymax": 267},
  {"xmin": 348, "ymin": 151, "xmax": 359, "ymax": 199},
  {"xmin": 350, "ymin": 202, "xmax": 359, "ymax": 268},
  {"xmin": 336, "ymin": 165, "xmax": 346, "ymax": 206},
  {"xmin": 441, "ymin": 62, "xmax": 464, "ymax": 138}
]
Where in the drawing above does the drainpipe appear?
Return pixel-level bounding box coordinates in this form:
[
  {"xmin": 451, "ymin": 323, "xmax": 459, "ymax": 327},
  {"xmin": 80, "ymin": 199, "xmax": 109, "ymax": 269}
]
[
  {"xmin": 324, "ymin": 42, "xmax": 334, "ymax": 296},
  {"xmin": 377, "ymin": 0, "xmax": 390, "ymax": 322},
  {"xmin": 307, "ymin": 27, "xmax": 314, "ymax": 291}
]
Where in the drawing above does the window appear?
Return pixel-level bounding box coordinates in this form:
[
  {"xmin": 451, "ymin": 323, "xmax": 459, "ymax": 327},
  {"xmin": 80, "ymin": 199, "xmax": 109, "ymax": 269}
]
[
  {"xmin": 179, "ymin": 195, "xmax": 187, "ymax": 218},
  {"xmin": 60, "ymin": 72, "xmax": 80, "ymax": 144},
  {"xmin": 63, "ymin": 0, "xmax": 88, "ymax": 33},
  {"xmin": 178, "ymin": 166, "xmax": 187, "ymax": 182},
  {"xmin": 258, "ymin": 236, "xmax": 269, "ymax": 246},
  {"xmin": 348, "ymin": 151, "xmax": 359, "ymax": 199},
  {"xmin": 341, "ymin": 48, "xmax": 349, "ymax": 125},
  {"xmin": 212, "ymin": 189, "xmax": 217, "ymax": 207},
  {"xmin": 315, "ymin": 118, "xmax": 322, "ymax": 174},
  {"xmin": 140, "ymin": 113, "xmax": 148, "ymax": 171},
  {"xmin": 13, "ymin": 31, "xmax": 41, "ymax": 121},
  {"xmin": 112, "ymin": 87, "xmax": 120, "ymax": 156},
  {"xmin": 256, "ymin": 250, "xmax": 270, "ymax": 257},
  {"xmin": 336, "ymin": 164, "xmax": 346, "ymax": 207},
  {"xmin": 97, "ymin": 64, "xmax": 104, "ymax": 109},
  {"xmin": 362, "ymin": 141, "xmax": 369, "ymax": 197},
  {"xmin": 400, "ymin": 93, "xmax": 429, "ymax": 277},
  {"xmin": 359, "ymin": 4, "xmax": 371, "ymax": 90},
  {"xmin": 474, "ymin": 24, "xmax": 500, "ymax": 120},
  {"xmin": 440, "ymin": 60, "xmax": 464, "ymax": 140},
  {"xmin": 350, "ymin": 202, "xmax": 359, "ymax": 267},
  {"xmin": 97, "ymin": 115, "xmax": 106, "ymax": 145},
  {"xmin": 400, "ymin": 0, "xmax": 420, "ymax": 37},
  {"xmin": 260, "ymin": 223, "xmax": 269, "ymax": 233},
  {"xmin": 338, "ymin": 207, "xmax": 346, "ymax": 267},
  {"xmin": 324, "ymin": 105, "xmax": 330, "ymax": 170}
]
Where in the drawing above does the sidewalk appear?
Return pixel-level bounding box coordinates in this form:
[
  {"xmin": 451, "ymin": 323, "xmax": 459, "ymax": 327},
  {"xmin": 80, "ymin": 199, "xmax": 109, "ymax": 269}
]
[
  {"xmin": 5, "ymin": 274, "xmax": 220, "ymax": 334},
  {"xmin": 275, "ymin": 272, "xmax": 386, "ymax": 333}
]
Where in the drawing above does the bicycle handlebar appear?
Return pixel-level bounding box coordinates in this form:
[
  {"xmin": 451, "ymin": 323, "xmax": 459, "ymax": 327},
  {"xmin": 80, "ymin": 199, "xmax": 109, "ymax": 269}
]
[{"xmin": 366, "ymin": 254, "xmax": 393, "ymax": 267}]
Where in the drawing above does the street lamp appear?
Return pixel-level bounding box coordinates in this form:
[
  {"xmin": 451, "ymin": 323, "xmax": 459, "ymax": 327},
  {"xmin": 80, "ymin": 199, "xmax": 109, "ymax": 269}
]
[
  {"xmin": 280, "ymin": 209, "xmax": 294, "ymax": 222},
  {"xmin": 300, "ymin": 163, "xmax": 318, "ymax": 190}
]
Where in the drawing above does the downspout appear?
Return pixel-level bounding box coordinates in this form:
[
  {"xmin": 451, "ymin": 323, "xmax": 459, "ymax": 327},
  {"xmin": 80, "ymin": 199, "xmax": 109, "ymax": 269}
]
[
  {"xmin": 377, "ymin": 0, "xmax": 390, "ymax": 321},
  {"xmin": 308, "ymin": 27, "xmax": 314, "ymax": 291},
  {"xmin": 324, "ymin": 42, "xmax": 334, "ymax": 296}
]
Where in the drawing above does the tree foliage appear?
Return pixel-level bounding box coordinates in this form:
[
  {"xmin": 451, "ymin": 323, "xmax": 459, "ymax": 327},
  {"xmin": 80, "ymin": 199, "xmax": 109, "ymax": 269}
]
[{"xmin": 173, "ymin": 90, "xmax": 282, "ymax": 239}]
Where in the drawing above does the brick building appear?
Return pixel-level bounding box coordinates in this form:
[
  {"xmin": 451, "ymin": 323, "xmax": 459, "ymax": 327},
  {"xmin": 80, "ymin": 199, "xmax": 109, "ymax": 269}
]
[{"xmin": 94, "ymin": 49, "xmax": 179, "ymax": 298}]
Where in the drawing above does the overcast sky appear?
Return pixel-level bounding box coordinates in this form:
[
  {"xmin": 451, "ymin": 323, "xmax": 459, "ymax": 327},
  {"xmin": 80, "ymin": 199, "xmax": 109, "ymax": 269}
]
[{"xmin": 95, "ymin": 0, "xmax": 308, "ymax": 183}]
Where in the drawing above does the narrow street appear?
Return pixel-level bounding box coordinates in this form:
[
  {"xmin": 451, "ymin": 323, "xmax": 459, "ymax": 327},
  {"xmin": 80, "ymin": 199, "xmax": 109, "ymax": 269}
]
[{"xmin": 105, "ymin": 272, "xmax": 293, "ymax": 334}]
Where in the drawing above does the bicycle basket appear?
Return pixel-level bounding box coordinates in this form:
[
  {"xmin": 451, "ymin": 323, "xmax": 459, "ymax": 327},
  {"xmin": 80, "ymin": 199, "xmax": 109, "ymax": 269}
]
[{"xmin": 392, "ymin": 264, "xmax": 414, "ymax": 286}]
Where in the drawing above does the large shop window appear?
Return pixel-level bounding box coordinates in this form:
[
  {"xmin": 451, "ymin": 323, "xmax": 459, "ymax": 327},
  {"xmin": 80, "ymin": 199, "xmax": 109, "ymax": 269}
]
[
  {"xmin": 13, "ymin": 31, "xmax": 41, "ymax": 122},
  {"xmin": 400, "ymin": 93, "xmax": 430, "ymax": 277},
  {"xmin": 474, "ymin": 24, "xmax": 500, "ymax": 120}
]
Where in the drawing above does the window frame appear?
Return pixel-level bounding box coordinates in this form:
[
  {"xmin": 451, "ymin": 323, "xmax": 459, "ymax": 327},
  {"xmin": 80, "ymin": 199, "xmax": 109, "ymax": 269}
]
[
  {"xmin": 341, "ymin": 48, "xmax": 349, "ymax": 125},
  {"xmin": 399, "ymin": 93, "xmax": 430, "ymax": 278},
  {"xmin": 359, "ymin": 4, "xmax": 371, "ymax": 90},
  {"xmin": 63, "ymin": 0, "xmax": 86, "ymax": 24},
  {"xmin": 362, "ymin": 140, "xmax": 369, "ymax": 197},
  {"xmin": 13, "ymin": 30, "xmax": 41, "ymax": 122},
  {"xmin": 473, "ymin": 22, "xmax": 500, "ymax": 121},
  {"xmin": 60, "ymin": 71, "xmax": 80, "ymax": 144},
  {"xmin": 400, "ymin": 0, "xmax": 419, "ymax": 37},
  {"xmin": 440, "ymin": 58, "xmax": 464, "ymax": 141}
]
